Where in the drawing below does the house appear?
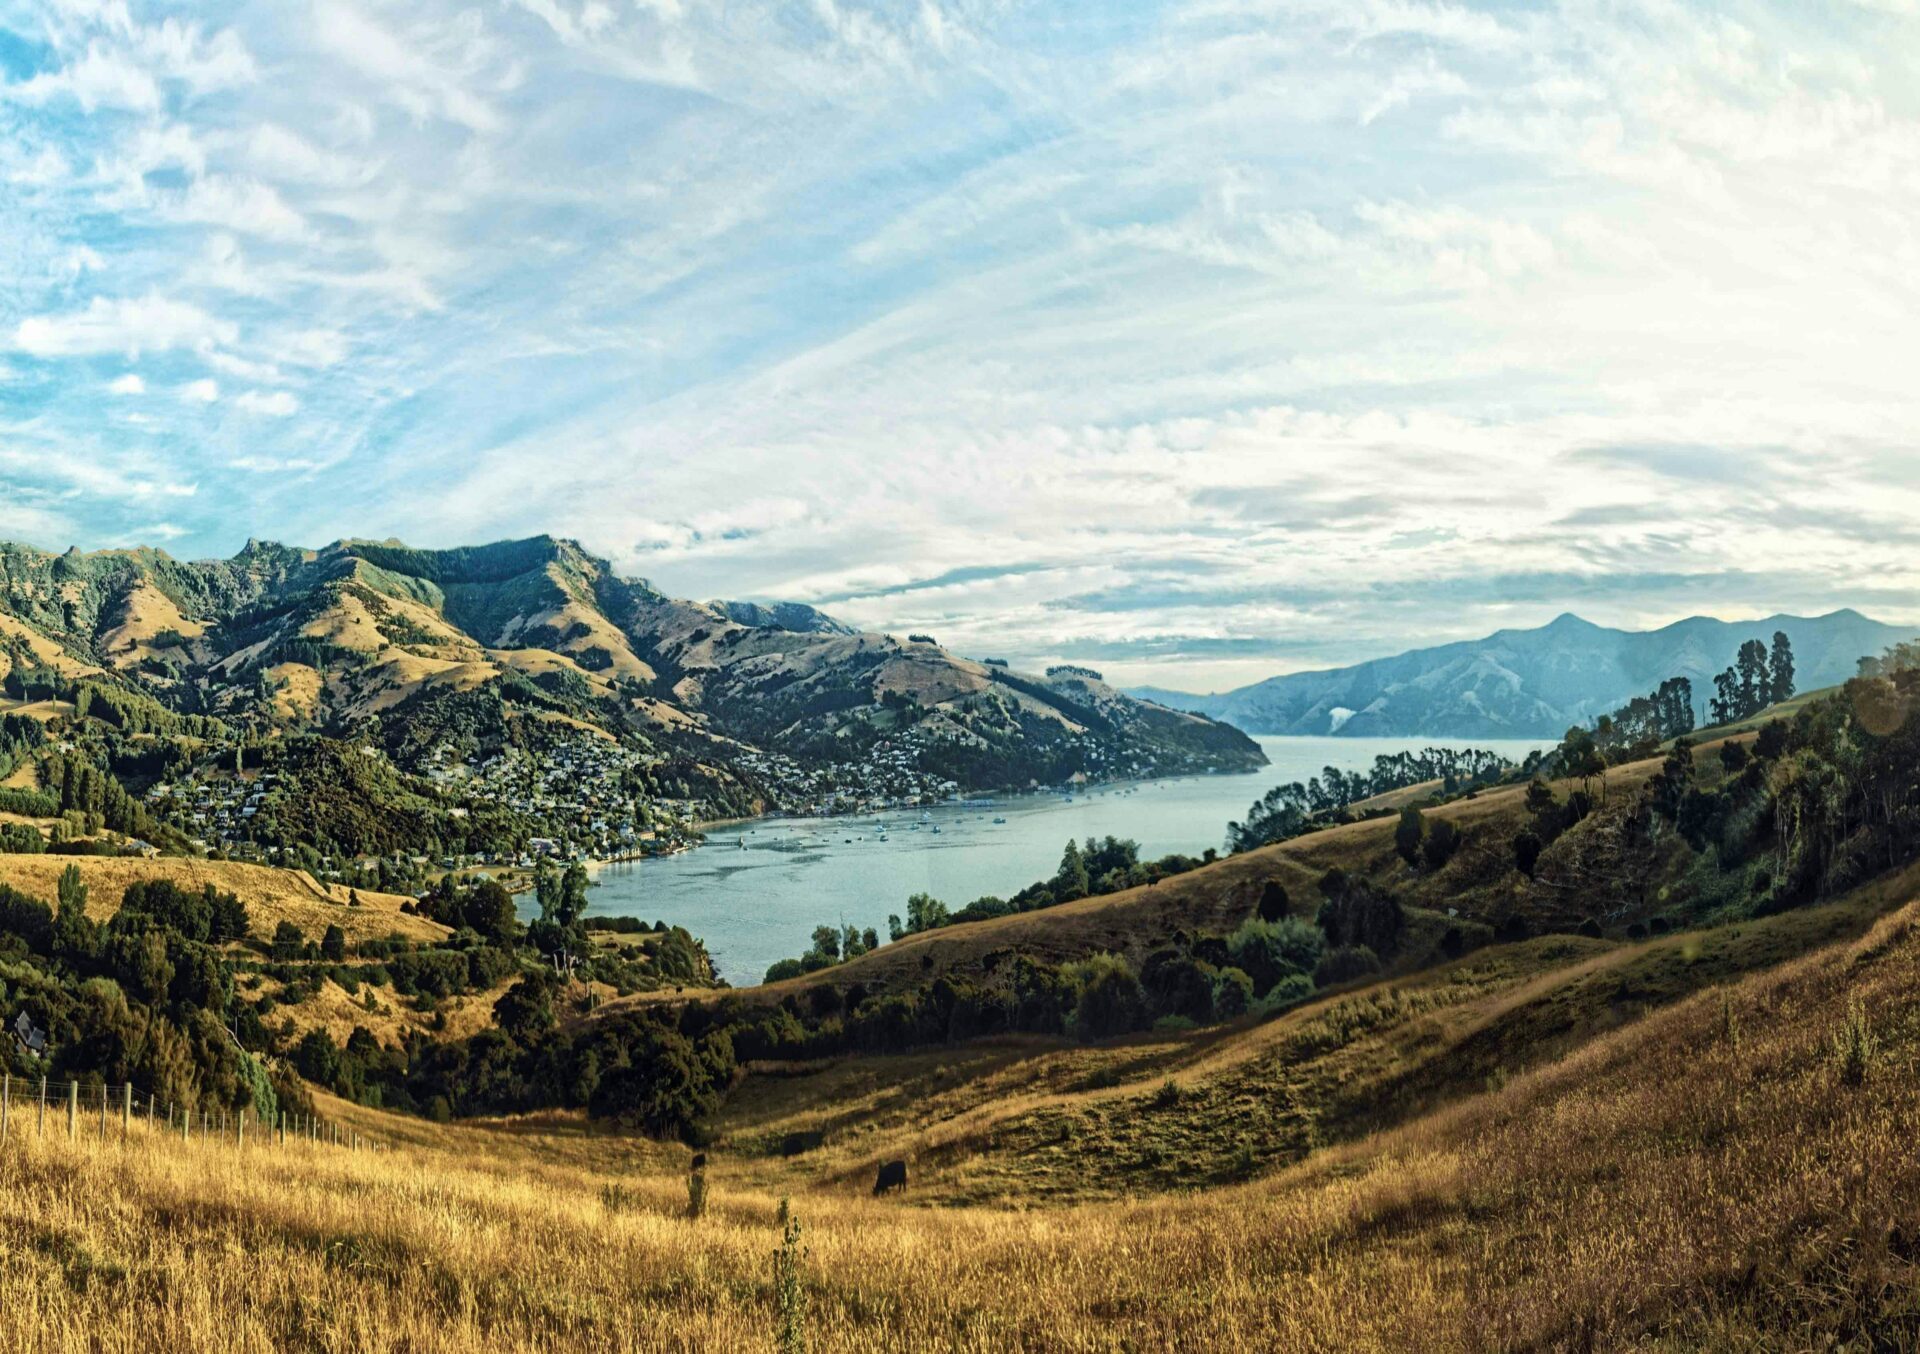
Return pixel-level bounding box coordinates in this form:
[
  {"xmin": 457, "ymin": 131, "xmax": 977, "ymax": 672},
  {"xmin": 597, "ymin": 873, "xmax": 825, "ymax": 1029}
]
[{"xmin": 12, "ymin": 1011, "xmax": 47, "ymax": 1059}]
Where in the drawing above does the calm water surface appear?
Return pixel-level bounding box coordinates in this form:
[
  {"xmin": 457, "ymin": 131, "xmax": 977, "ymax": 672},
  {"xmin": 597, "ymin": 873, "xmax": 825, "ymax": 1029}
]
[{"xmin": 580, "ymin": 735, "xmax": 1550, "ymax": 984}]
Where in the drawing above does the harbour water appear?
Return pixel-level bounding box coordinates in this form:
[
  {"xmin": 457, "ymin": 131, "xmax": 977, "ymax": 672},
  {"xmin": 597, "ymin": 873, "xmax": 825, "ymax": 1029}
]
[{"xmin": 582, "ymin": 735, "xmax": 1551, "ymax": 984}]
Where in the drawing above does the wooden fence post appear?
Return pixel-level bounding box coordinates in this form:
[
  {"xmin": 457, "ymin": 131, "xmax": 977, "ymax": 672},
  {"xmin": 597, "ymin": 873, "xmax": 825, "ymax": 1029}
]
[
  {"xmin": 67, "ymin": 1082, "xmax": 76, "ymax": 1141},
  {"xmin": 184, "ymin": 1106, "xmax": 192, "ymax": 1143},
  {"xmin": 122, "ymin": 1084, "xmax": 131, "ymax": 1135},
  {"xmin": 38, "ymin": 1076, "xmax": 46, "ymax": 1136},
  {"xmin": 2, "ymin": 1072, "xmax": 9, "ymax": 1144}
]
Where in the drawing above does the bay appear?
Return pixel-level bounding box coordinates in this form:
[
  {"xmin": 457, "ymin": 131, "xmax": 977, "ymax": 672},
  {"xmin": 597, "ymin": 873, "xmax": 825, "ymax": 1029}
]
[{"xmin": 579, "ymin": 735, "xmax": 1552, "ymax": 985}]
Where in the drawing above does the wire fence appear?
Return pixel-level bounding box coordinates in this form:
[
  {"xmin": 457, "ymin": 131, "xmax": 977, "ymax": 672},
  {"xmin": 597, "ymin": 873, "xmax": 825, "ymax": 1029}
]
[{"xmin": 0, "ymin": 1072, "xmax": 387, "ymax": 1153}]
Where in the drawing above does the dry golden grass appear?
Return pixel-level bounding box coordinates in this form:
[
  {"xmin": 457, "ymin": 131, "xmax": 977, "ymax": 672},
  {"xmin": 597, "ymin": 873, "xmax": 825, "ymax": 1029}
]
[
  {"xmin": 256, "ymin": 973, "xmax": 522, "ymax": 1046},
  {"xmin": 0, "ymin": 613, "xmax": 101, "ymax": 679},
  {"xmin": 97, "ymin": 580, "xmax": 206, "ymax": 670},
  {"xmin": 0, "ymin": 854, "xmax": 444, "ymax": 945},
  {"xmin": 7, "ymin": 878, "xmax": 1920, "ymax": 1350},
  {"xmin": 266, "ymin": 661, "xmax": 325, "ymax": 721}
]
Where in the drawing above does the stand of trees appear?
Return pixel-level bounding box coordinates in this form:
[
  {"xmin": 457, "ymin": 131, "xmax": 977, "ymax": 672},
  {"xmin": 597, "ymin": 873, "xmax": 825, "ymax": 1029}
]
[
  {"xmin": 1229, "ymin": 747, "xmax": 1514, "ymax": 854},
  {"xmin": 1593, "ymin": 676, "xmax": 1694, "ymax": 759},
  {"xmin": 1709, "ymin": 632, "xmax": 1794, "ymax": 725}
]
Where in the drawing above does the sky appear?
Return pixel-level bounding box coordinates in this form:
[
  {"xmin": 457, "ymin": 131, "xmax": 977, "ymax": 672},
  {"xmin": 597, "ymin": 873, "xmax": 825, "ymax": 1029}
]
[{"xmin": 4, "ymin": 0, "xmax": 1920, "ymax": 693}]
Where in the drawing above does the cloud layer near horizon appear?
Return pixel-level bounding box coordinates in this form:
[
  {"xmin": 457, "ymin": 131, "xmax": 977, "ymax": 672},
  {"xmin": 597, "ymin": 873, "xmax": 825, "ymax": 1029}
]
[{"xmin": 4, "ymin": 0, "xmax": 1920, "ymax": 689}]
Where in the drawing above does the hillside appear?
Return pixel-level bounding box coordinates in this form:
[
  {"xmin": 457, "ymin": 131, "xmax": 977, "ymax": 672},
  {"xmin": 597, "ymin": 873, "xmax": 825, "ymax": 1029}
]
[
  {"xmin": 0, "ymin": 535, "xmax": 1261, "ymax": 860},
  {"xmin": 1133, "ymin": 608, "xmax": 1913, "ymax": 736},
  {"xmin": 4, "ymin": 839, "xmax": 1918, "ymax": 1348},
  {"xmin": 0, "ymin": 853, "xmax": 441, "ymax": 944}
]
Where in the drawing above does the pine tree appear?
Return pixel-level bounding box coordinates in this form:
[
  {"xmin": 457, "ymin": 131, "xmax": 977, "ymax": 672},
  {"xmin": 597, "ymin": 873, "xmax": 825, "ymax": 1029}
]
[
  {"xmin": 1768, "ymin": 631, "xmax": 1795, "ymax": 705},
  {"xmin": 1735, "ymin": 639, "xmax": 1769, "ymax": 719}
]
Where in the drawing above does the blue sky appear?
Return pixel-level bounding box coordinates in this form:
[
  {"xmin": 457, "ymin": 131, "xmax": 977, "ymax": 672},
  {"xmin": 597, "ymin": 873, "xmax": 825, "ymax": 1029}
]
[{"xmin": 4, "ymin": 0, "xmax": 1920, "ymax": 691}]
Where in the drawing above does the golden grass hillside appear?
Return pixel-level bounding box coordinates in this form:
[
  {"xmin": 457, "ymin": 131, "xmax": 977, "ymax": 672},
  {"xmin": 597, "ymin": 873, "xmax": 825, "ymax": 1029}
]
[
  {"xmin": 6, "ymin": 867, "xmax": 1920, "ymax": 1349},
  {"xmin": 0, "ymin": 854, "xmax": 444, "ymax": 945},
  {"xmin": 712, "ymin": 859, "xmax": 1918, "ymax": 1207}
]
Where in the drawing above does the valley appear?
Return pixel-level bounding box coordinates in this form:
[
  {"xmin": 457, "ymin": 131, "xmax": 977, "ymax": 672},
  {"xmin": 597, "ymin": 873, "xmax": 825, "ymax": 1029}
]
[{"xmin": 4, "ymin": 533, "xmax": 1920, "ymax": 1349}]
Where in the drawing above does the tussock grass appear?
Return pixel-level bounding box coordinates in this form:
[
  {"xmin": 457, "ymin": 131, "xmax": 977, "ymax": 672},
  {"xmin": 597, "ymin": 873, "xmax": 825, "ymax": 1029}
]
[
  {"xmin": 6, "ymin": 882, "xmax": 1920, "ymax": 1348},
  {"xmin": 0, "ymin": 853, "xmax": 442, "ymax": 945}
]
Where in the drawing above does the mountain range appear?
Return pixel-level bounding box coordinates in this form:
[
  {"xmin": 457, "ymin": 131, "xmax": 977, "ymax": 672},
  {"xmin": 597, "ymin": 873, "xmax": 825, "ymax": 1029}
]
[
  {"xmin": 1130, "ymin": 610, "xmax": 1916, "ymax": 738},
  {"xmin": 0, "ymin": 535, "xmax": 1263, "ymax": 813}
]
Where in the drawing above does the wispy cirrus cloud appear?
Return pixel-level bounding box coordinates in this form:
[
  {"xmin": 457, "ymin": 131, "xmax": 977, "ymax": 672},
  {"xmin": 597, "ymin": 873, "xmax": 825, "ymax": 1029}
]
[{"xmin": 2, "ymin": 0, "xmax": 1920, "ymax": 687}]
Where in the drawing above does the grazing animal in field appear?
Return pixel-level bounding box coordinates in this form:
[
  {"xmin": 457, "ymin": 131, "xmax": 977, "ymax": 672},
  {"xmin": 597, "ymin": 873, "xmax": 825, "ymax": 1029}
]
[{"xmin": 873, "ymin": 1160, "xmax": 908, "ymax": 1196}]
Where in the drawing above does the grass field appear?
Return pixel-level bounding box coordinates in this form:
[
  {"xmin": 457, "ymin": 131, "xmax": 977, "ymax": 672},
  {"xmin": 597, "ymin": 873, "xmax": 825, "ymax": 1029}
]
[
  {"xmin": 0, "ymin": 853, "xmax": 444, "ymax": 945},
  {"xmin": 4, "ymin": 861, "xmax": 1919, "ymax": 1350}
]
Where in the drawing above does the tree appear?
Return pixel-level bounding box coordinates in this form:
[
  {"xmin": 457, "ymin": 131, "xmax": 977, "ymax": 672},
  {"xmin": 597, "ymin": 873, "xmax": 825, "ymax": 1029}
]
[
  {"xmin": 1768, "ymin": 631, "xmax": 1796, "ymax": 706},
  {"xmin": 1394, "ymin": 806, "xmax": 1425, "ymax": 868},
  {"xmin": 294, "ymin": 1028, "xmax": 341, "ymax": 1087},
  {"xmin": 1422, "ymin": 818, "xmax": 1461, "ymax": 871},
  {"xmin": 1512, "ymin": 829, "xmax": 1543, "ymax": 878},
  {"xmin": 461, "ymin": 880, "xmax": 519, "ymax": 942},
  {"xmin": 320, "ymin": 924, "xmax": 347, "ymax": 962},
  {"xmin": 1556, "ymin": 727, "xmax": 1607, "ymax": 799},
  {"xmin": 1066, "ymin": 953, "xmax": 1146, "ymax": 1040},
  {"xmin": 1735, "ymin": 639, "xmax": 1769, "ymax": 716},
  {"xmin": 271, "ymin": 920, "xmax": 305, "ymax": 962},
  {"xmin": 529, "ymin": 863, "xmax": 590, "ymax": 977},
  {"xmin": 493, "ymin": 972, "xmax": 556, "ymax": 1040},
  {"xmin": 902, "ymin": 892, "xmax": 950, "ymax": 935},
  {"xmin": 1648, "ymin": 740, "xmax": 1693, "ymax": 824},
  {"xmin": 1255, "ymin": 880, "xmax": 1290, "ymax": 923},
  {"xmin": 587, "ymin": 1024, "xmax": 722, "ymax": 1139},
  {"xmin": 1053, "ymin": 840, "xmax": 1090, "ymax": 902},
  {"xmin": 1226, "ymin": 916, "xmax": 1324, "ymax": 995},
  {"xmin": 1315, "ymin": 871, "xmax": 1404, "ymax": 957},
  {"xmin": 54, "ymin": 864, "xmax": 98, "ymax": 960}
]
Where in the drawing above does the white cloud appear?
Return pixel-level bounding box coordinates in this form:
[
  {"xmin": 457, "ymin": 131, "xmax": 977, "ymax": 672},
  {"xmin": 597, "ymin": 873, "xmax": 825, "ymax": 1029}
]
[
  {"xmin": 130, "ymin": 18, "xmax": 256, "ymax": 93},
  {"xmin": 233, "ymin": 389, "xmax": 300, "ymax": 416},
  {"xmin": 282, "ymin": 329, "xmax": 349, "ymax": 368},
  {"xmin": 5, "ymin": 42, "xmax": 161, "ymax": 111},
  {"xmin": 179, "ymin": 378, "xmax": 219, "ymax": 404},
  {"xmin": 12, "ymin": 294, "xmax": 237, "ymax": 357},
  {"xmin": 107, "ymin": 373, "xmax": 146, "ymax": 394},
  {"xmin": 199, "ymin": 348, "xmax": 284, "ymax": 383},
  {"xmin": 245, "ymin": 123, "xmax": 378, "ymax": 186},
  {"xmin": 311, "ymin": 1, "xmax": 502, "ymax": 132},
  {"xmin": 161, "ymin": 175, "xmax": 309, "ymax": 240},
  {"xmin": 7, "ymin": 0, "xmax": 1920, "ymax": 685}
]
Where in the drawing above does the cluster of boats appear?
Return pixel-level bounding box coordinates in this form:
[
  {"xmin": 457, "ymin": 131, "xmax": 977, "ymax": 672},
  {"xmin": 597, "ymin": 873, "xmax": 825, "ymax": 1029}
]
[{"xmin": 737, "ymin": 805, "xmax": 1013, "ymax": 852}]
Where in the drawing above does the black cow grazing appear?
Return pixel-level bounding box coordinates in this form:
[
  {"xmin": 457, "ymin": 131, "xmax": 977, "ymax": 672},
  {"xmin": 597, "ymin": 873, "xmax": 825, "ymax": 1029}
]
[{"xmin": 873, "ymin": 1160, "xmax": 908, "ymax": 1196}]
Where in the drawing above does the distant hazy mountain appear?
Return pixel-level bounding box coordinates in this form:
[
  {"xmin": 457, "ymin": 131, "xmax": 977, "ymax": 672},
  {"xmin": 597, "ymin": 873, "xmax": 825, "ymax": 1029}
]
[{"xmin": 1130, "ymin": 610, "xmax": 1916, "ymax": 738}]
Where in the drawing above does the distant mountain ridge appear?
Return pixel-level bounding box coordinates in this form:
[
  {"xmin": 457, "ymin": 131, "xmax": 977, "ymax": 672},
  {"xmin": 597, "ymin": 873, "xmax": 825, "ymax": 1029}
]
[
  {"xmin": 0, "ymin": 535, "xmax": 1263, "ymax": 809},
  {"xmin": 1130, "ymin": 610, "xmax": 1916, "ymax": 738}
]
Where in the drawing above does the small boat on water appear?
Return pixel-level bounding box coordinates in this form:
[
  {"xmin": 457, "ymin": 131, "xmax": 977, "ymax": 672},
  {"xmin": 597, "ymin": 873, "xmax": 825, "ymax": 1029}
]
[{"xmin": 992, "ymin": 816, "xmax": 1007, "ymax": 824}]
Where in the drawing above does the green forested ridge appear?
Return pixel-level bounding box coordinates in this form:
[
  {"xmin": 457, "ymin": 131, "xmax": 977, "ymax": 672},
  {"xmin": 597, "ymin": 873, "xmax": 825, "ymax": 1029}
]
[{"xmin": 0, "ymin": 534, "xmax": 1262, "ymax": 867}]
